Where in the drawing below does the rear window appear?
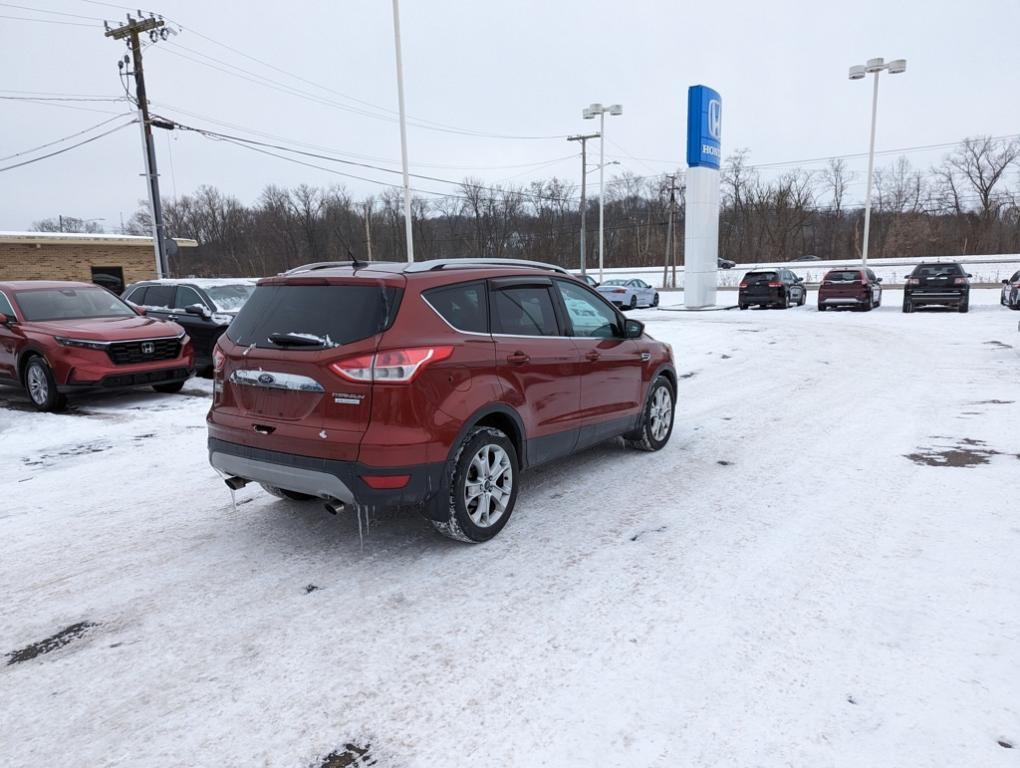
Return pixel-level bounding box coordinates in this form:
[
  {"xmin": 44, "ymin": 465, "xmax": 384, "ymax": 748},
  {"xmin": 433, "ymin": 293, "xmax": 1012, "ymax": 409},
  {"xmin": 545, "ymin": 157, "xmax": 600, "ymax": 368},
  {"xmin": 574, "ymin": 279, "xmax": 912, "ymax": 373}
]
[
  {"xmin": 825, "ymin": 271, "xmax": 862, "ymax": 282},
  {"xmin": 914, "ymin": 264, "xmax": 963, "ymax": 278},
  {"xmin": 15, "ymin": 287, "xmax": 136, "ymax": 321},
  {"xmin": 227, "ymin": 284, "xmax": 402, "ymax": 349},
  {"xmin": 744, "ymin": 272, "xmax": 777, "ymax": 281},
  {"xmin": 424, "ymin": 281, "xmax": 488, "ymax": 333},
  {"xmin": 205, "ymin": 283, "xmax": 255, "ymax": 312}
]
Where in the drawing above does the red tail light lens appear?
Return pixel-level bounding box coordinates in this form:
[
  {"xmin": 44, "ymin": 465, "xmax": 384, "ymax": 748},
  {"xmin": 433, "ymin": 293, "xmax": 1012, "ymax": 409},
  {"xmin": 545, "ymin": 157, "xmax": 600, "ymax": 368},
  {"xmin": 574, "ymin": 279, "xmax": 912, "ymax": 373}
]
[
  {"xmin": 212, "ymin": 347, "xmax": 225, "ymax": 373},
  {"xmin": 331, "ymin": 346, "xmax": 454, "ymax": 383},
  {"xmin": 906, "ymin": 277, "xmax": 920, "ymax": 285},
  {"xmin": 953, "ymin": 277, "xmax": 967, "ymax": 285},
  {"xmin": 738, "ymin": 282, "xmax": 748, "ymax": 289},
  {"xmin": 612, "ymin": 288, "xmax": 626, "ymax": 294},
  {"xmin": 768, "ymin": 281, "xmax": 783, "ymax": 287}
]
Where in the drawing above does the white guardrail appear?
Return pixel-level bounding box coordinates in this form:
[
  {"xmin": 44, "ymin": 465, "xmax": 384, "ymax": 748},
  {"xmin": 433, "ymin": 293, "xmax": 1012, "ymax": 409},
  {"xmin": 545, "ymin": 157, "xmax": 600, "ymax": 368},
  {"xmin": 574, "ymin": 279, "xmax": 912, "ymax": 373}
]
[{"xmin": 572, "ymin": 254, "xmax": 1020, "ymax": 289}]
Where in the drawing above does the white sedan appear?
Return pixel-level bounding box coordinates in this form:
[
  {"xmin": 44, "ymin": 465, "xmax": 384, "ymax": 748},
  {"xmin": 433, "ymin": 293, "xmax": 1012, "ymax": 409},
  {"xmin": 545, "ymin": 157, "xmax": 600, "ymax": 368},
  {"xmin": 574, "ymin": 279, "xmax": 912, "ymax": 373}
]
[{"xmin": 596, "ymin": 278, "xmax": 659, "ymax": 309}]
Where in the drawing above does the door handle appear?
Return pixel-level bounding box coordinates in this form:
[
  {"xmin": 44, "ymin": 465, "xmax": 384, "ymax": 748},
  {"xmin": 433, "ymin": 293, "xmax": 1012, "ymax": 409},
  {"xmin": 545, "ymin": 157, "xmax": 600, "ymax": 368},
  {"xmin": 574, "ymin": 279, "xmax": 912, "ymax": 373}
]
[
  {"xmin": 507, "ymin": 351, "xmax": 530, "ymax": 365},
  {"xmin": 585, "ymin": 350, "xmax": 600, "ymax": 362}
]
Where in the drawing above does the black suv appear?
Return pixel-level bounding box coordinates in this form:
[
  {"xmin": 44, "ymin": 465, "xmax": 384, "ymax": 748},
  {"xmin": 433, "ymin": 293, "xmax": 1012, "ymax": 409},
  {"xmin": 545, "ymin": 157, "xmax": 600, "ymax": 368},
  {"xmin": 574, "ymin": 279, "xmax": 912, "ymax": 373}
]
[
  {"xmin": 902, "ymin": 263, "xmax": 971, "ymax": 313},
  {"xmin": 738, "ymin": 268, "xmax": 806, "ymax": 309},
  {"xmin": 123, "ymin": 279, "xmax": 256, "ymax": 373}
]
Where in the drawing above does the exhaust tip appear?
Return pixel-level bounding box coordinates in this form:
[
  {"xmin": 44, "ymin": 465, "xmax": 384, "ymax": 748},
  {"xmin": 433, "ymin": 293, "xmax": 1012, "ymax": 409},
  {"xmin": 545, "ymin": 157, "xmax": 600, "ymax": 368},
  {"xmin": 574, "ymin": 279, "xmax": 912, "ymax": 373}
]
[
  {"xmin": 323, "ymin": 500, "xmax": 345, "ymax": 516},
  {"xmin": 223, "ymin": 476, "xmax": 249, "ymax": 491}
]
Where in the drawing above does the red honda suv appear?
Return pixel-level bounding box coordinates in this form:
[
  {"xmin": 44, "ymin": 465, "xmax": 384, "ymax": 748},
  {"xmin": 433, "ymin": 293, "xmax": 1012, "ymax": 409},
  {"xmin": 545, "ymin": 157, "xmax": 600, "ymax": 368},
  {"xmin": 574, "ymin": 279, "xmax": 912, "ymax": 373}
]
[
  {"xmin": 207, "ymin": 259, "xmax": 677, "ymax": 542},
  {"xmin": 0, "ymin": 281, "xmax": 193, "ymax": 411}
]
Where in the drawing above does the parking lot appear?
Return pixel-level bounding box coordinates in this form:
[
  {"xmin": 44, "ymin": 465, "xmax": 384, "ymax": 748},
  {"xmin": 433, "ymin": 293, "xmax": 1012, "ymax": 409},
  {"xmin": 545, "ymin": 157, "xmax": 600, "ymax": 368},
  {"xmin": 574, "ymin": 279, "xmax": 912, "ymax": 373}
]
[{"xmin": 2, "ymin": 288, "xmax": 1018, "ymax": 767}]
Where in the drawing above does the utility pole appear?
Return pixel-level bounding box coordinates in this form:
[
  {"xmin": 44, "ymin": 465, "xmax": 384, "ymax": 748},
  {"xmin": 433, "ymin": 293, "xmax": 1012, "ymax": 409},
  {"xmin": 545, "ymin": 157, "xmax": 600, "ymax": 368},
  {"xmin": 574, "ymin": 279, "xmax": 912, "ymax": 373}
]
[
  {"xmin": 105, "ymin": 14, "xmax": 171, "ymax": 278},
  {"xmin": 390, "ymin": 0, "xmax": 414, "ymax": 262},
  {"xmin": 363, "ymin": 201, "xmax": 374, "ymax": 261},
  {"xmin": 567, "ymin": 133, "xmax": 599, "ymax": 276},
  {"xmin": 662, "ymin": 175, "xmax": 679, "ymax": 289}
]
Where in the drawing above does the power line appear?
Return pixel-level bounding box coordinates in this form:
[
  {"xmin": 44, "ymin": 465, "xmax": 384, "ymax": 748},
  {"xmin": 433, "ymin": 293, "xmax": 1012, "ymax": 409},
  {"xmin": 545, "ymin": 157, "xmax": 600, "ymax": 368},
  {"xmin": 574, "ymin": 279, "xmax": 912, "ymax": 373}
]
[
  {"xmin": 3, "ymin": 97, "xmax": 128, "ymax": 115},
  {"xmin": 0, "ymin": 95, "xmax": 125, "ymax": 102},
  {"xmin": 0, "ymin": 12, "xmax": 97, "ymax": 27},
  {"xmin": 0, "ymin": 2, "xmax": 104, "ymax": 20},
  {"xmin": 0, "ymin": 113, "xmax": 134, "ymax": 162},
  {"xmin": 0, "ymin": 120, "xmax": 135, "ymax": 173}
]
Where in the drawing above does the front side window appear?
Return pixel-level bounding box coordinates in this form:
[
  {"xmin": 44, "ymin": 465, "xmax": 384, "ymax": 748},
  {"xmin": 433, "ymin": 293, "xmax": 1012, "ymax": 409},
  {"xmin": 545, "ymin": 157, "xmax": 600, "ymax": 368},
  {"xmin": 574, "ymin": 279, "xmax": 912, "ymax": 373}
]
[
  {"xmin": 14, "ymin": 287, "xmax": 136, "ymax": 321},
  {"xmin": 424, "ymin": 281, "xmax": 488, "ymax": 333},
  {"xmin": 0, "ymin": 291, "xmax": 16, "ymax": 318},
  {"xmin": 174, "ymin": 286, "xmax": 206, "ymax": 311},
  {"xmin": 557, "ymin": 280, "xmax": 619, "ymax": 338},
  {"xmin": 490, "ymin": 286, "xmax": 559, "ymax": 336}
]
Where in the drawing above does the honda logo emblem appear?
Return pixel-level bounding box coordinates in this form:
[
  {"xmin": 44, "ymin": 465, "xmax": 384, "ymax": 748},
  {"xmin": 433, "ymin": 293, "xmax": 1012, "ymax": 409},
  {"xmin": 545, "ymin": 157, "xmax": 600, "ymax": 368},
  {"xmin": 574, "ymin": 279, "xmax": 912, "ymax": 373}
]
[
  {"xmin": 140, "ymin": 342, "xmax": 155, "ymax": 355},
  {"xmin": 708, "ymin": 99, "xmax": 722, "ymax": 141}
]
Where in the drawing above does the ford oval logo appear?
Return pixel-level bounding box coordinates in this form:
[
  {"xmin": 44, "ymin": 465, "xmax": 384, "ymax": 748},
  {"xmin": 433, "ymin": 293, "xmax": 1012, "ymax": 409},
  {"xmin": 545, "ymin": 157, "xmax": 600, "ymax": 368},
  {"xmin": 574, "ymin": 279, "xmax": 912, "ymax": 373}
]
[{"xmin": 257, "ymin": 373, "xmax": 275, "ymax": 385}]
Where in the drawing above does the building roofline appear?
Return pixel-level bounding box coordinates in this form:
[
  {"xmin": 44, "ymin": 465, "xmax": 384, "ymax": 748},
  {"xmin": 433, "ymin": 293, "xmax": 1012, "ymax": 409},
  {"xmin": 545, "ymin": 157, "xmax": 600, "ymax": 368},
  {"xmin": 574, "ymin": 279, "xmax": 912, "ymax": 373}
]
[{"xmin": 0, "ymin": 231, "xmax": 198, "ymax": 247}]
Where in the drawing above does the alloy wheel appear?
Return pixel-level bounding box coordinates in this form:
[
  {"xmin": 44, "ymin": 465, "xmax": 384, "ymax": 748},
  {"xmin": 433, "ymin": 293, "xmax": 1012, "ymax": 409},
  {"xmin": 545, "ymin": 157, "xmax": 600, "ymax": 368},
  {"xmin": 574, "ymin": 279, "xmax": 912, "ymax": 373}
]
[
  {"xmin": 27, "ymin": 363, "xmax": 49, "ymax": 406},
  {"xmin": 649, "ymin": 385, "xmax": 673, "ymax": 441},
  {"xmin": 463, "ymin": 444, "xmax": 513, "ymax": 528}
]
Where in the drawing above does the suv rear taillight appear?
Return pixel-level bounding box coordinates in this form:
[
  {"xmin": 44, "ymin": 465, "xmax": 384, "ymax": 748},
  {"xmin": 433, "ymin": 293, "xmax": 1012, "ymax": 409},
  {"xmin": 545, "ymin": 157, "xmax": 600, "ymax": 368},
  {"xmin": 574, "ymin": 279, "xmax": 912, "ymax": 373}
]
[
  {"xmin": 330, "ymin": 346, "xmax": 454, "ymax": 384},
  {"xmin": 953, "ymin": 277, "xmax": 967, "ymax": 285},
  {"xmin": 768, "ymin": 281, "xmax": 783, "ymax": 288},
  {"xmin": 213, "ymin": 347, "xmax": 225, "ymax": 373},
  {"xmin": 738, "ymin": 282, "xmax": 748, "ymax": 289},
  {"xmin": 906, "ymin": 277, "xmax": 920, "ymax": 285}
]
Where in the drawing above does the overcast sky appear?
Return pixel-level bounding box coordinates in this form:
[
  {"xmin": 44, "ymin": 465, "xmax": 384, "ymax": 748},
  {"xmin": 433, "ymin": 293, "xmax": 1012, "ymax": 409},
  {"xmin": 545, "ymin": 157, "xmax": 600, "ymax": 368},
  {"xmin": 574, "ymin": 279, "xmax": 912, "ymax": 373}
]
[{"xmin": 2, "ymin": 0, "xmax": 1019, "ymax": 231}]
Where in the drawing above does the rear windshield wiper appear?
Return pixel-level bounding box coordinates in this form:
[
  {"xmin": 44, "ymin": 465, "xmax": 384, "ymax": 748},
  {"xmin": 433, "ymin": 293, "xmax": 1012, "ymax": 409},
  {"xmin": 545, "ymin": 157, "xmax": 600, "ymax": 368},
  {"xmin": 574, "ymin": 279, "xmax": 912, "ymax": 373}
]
[{"xmin": 267, "ymin": 332, "xmax": 333, "ymax": 347}]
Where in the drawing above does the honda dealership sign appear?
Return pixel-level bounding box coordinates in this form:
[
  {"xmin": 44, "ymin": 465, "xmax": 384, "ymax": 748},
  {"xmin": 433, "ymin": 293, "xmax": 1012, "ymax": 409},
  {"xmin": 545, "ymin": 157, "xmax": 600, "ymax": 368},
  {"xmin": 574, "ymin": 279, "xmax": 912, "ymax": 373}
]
[
  {"xmin": 684, "ymin": 84, "xmax": 722, "ymax": 307},
  {"xmin": 686, "ymin": 85, "xmax": 722, "ymax": 169}
]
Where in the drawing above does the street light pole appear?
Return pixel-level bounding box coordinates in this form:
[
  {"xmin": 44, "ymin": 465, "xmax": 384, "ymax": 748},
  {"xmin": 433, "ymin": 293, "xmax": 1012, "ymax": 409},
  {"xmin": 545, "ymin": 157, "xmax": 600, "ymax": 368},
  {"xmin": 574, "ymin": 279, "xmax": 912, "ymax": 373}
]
[
  {"xmin": 850, "ymin": 57, "xmax": 906, "ymax": 269},
  {"xmin": 583, "ymin": 103, "xmax": 622, "ymax": 283},
  {"xmin": 391, "ymin": 0, "xmax": 414, "ymax": 262}
]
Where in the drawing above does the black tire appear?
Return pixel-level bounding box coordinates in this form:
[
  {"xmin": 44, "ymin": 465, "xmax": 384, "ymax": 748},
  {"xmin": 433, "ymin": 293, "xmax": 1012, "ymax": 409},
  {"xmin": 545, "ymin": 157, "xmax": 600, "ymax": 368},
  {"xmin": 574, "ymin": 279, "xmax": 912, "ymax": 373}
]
[
  {"xmin": 902, "ymin": 298, "xmax": 914, "ymax": 314},
  {"xmin": 958, "ymin": 298, "xmax": 969, "ymax": 313},
  {"xmin": 862, "ymin": 295, "xmax": 873, "ymax": 312},
  {"xmin": 652, "ymin": 293, "xmax": 660, "ymax": 307},
  {"xmin": 625, "ymin": 377, "xmax": 675, "ymax": 452},
  {"xmin": 431, "ymin": 426, "xmax": 519, "ymax": 543},
  {"xmin": 739, "ymin": 303, "xmax": 748, "ymax": 310},
  {"xmin": 797, "ymin": 290, "xmax": 806, "ymax": 306},
  {"xmin": 260, "ymin": 483, "xmax": 316, "ymax": 501},
  {"xmin": 817, "ymin": 303, "xmax": 826, "ymax": 312},
  {"xmin": 779, "ymin": 291, "xmax": 790, "ymax": 309},
  {"xmin": 629, "ymin": 295, "xmax": 638, "ymax": 310},
  {"xmin": 1011, "ymin": 289, "xmax": 1019, "ymax": 309},
  {"xmin": 153, "ymin": 380, "xmax": 185, "ymax": 393},
  {"xmin": 23, "ymin": 356, "xmax": 66, "ymax": 412}
]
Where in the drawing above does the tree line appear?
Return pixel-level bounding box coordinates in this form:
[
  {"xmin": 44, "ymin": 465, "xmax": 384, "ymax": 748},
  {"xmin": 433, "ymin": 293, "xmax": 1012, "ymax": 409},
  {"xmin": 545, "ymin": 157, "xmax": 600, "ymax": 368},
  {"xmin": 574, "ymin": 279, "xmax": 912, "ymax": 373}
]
[{"xmin": 36, "ymin": 136, "xmax": 1020, "ymax": 276}]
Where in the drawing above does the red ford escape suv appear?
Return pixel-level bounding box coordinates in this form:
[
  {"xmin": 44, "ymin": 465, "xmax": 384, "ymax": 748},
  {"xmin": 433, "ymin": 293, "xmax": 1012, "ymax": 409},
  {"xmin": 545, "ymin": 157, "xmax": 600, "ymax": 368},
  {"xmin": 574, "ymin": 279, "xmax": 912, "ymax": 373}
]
[
  {"xmin": 208, "ymin": 259, "xmax": 677, "ymax": 543},
  {"xmin": 817, "ymin": 268, "xmax": 883, "ymax": 311},
  {"xmin": 0, "ymin": 281, "xmax": 193, "ymax": 411}
]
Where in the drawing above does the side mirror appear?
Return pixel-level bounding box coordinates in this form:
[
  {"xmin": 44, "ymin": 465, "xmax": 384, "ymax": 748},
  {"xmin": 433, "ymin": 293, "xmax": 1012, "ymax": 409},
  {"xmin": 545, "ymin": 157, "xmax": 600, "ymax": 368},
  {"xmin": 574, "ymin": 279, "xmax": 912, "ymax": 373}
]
[
  {"xmin": 1004, "ymin": 279, "xmax": 1011, "ymax": 285},
  {"xmin": 185, "ymin": 303, "xmax": 212, "ymax": 320},
  {"xmin": 966, "ymin": 273, "xmax": 973, "ymax": 279},
  {"xmin": 130, "ymin": 303, "xmax": 147, "ymax": 316},
  {"xmin": 877, "ymin": 277, "xmax": 884, "ymax": 283},
  {"xmin": 0, "ymin": 312, "xmax": 10, "ymax": 325},
  {"xmin": 795, "ymin": 276, "xmax": 804, "ymax": 283},
  {"xmin": 623, "ymin": 318, "xmax": 644, "ymax": 339}
]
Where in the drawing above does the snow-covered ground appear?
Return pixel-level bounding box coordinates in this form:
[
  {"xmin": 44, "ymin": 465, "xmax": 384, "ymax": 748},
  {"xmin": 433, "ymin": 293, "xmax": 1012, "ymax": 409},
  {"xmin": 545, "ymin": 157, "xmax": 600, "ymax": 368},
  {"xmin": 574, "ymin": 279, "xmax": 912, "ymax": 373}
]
[{"xmin": 2, "ymin": 289, "xmax": 1018, "ymax": 768}]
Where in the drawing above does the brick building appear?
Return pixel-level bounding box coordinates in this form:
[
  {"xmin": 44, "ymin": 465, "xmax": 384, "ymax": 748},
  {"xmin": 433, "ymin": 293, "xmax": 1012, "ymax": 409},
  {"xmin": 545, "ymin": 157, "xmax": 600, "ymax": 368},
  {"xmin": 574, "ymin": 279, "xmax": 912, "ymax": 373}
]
[{"xmin": 0, "ymin": 231, "xmax": 198, "ymax": 293}]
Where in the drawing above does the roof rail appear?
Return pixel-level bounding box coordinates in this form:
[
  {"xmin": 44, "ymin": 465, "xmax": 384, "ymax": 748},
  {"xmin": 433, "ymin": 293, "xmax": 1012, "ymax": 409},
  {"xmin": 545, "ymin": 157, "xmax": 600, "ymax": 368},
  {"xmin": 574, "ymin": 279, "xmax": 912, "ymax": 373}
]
[
  {"xmin": 403, "ymin": 258, "xmax": 571, "ymax": 275},
  {"xmin": 280, "ymin": 261, "xmax": 355, "ymax": 275}
]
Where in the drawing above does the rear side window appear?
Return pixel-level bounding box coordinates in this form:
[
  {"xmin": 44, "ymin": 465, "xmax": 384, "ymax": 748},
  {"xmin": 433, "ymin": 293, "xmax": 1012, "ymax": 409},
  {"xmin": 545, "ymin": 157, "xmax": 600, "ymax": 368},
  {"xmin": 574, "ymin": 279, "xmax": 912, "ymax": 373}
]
[
  {"xmin": 174, "ymin": 286, "xmax": 206, "ymax": 310},
  {"xmin": 825, "ymin": 271, "xmax": 862, "ymax": 282},
  {"xmin": 490, "ymin": 286, "xmax": 560, "ymax": 336},
  {"xmin": 424, "ymin": 281, "xmax": 488, "ymax": 333},
  {"xmin": 227, "ymin": 284, "xmax": 402, "ymax": 349}
]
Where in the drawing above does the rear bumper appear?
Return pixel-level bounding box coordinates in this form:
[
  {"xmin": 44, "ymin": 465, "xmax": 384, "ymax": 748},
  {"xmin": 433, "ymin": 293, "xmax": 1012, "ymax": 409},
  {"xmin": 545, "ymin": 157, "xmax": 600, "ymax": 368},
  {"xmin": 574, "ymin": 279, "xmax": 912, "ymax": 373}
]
[
  {"xmin": 819, "ymin": 295, "xmax": 866, "ymax": 305},
  {"xmin": 905, "ymin": 290, "xmax": 966, "ymax": 305},
  {"xmin": 208, "ymin": 437, "xmax": 445, "ymax": 511}
]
